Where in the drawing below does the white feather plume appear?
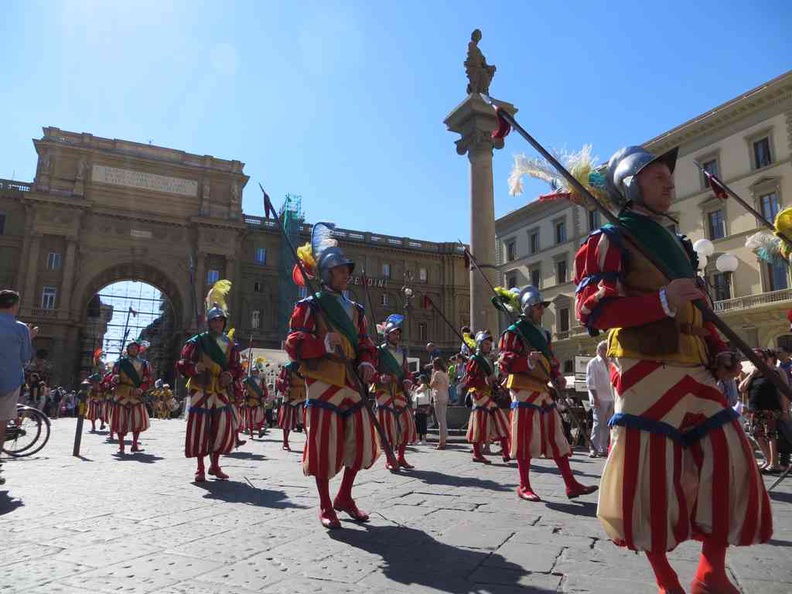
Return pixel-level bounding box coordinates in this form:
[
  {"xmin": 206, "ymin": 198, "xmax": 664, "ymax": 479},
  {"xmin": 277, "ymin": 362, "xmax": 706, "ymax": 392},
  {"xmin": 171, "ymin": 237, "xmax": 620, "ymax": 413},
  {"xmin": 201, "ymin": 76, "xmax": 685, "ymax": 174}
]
[
  {"xmin": 311, "ymin": 222, "xmax": 339, "ymax": 261},
  {"xmin": 508, "ymin": 154, "xmax": 563, "ymax": 196}
]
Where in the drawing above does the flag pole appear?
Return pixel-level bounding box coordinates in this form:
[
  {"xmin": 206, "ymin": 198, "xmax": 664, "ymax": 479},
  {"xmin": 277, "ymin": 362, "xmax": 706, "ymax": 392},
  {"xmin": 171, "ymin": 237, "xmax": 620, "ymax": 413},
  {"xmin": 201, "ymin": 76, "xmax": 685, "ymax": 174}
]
[
  {"xmin": 695, "ymin": 163, "xmax": 792, "ymax": 248},
  {"xmin": 484, "ymin": 95, "xmax": 792, "ymax": 404}
]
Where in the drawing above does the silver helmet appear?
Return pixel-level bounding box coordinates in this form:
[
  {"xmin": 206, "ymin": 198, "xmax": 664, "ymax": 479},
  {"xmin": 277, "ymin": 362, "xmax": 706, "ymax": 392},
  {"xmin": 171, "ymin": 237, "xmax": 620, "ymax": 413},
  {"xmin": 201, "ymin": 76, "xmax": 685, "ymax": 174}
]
[
  {"xmin": 206, "ymin": 302, "xmax": 227, "ymax": 322},
  {"xmin": 312, "ymin": 222, "xmax": 355, "ymax": 285},
  {"xmin": 606, "ymin": 146, "xmax": 678, "ymax": 206},
  {"xmin": 382, "ymin": 313, "xmax": 404, "ymax": 335},
  {"xmin": 518, "ymin": 285, "xmax": 550, "ymax": 314},
  {"xmin": 474, "ymin": 330, "xmax": 493, "ymax": 348}
]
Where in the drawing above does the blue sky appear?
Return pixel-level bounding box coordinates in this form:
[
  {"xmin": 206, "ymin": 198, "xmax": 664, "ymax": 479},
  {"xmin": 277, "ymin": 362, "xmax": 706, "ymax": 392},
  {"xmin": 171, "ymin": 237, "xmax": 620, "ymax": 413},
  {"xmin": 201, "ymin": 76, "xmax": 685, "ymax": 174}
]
[{"xmin": 1, "ymin": 0, "xmax": 789, "ymax": 242}]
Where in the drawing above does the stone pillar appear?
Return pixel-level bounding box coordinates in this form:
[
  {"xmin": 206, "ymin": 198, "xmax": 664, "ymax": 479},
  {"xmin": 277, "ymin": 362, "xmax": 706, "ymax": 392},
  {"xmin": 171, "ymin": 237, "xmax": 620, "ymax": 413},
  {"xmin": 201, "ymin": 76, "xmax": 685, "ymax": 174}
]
[
  {"xmin": 59, "ymin": 239, "xmax": 78, "ymax": 318},
  {"xmin": 194, "ymin": 252, "xmax": 206, "ymax": 331},
  {"xmin": 445, "ymin": 94, "xmax": 517, "ymax": 334},
  {"xmin": 22, "ymin": 232, "xmax": 42, "ymax": 311}
]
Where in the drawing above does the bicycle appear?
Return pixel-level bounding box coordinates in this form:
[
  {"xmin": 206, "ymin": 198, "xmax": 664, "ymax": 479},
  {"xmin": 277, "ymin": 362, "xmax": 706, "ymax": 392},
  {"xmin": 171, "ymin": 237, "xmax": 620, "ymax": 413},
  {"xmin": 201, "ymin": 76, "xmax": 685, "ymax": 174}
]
[{"xmin": 3, "ymin": 403, "xmax": 51, "ymax": 457}]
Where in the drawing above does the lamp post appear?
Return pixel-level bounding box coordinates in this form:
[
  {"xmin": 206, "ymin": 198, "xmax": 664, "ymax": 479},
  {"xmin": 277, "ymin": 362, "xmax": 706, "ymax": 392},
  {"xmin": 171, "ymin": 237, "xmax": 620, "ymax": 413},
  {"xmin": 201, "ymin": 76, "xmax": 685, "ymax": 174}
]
[
  {"xmin": 401, "ymin": 271, "xmax": 415, "ymax": 358},
  {"xmin": 715, "ymin": 253, "xmax": 739, "ymax": 301}
]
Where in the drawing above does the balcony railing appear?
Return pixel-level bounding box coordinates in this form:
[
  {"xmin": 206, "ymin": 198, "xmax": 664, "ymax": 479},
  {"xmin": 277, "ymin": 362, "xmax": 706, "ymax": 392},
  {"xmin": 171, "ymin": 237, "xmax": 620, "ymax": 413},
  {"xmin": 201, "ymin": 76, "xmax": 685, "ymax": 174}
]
[
  {"xmin": 0, "ymin": 179, "xmax": 32, "ymax": 192},
  {"xmin": 713, "ymin": 288, "xmax": 792, "ymax": 312}
]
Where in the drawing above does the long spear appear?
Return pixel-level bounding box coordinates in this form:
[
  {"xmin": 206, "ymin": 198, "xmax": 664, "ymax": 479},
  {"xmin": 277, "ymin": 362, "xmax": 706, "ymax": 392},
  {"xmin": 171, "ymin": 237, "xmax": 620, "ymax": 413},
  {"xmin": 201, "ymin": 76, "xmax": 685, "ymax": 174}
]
[
  {"xmin": 461, "ymin": 241, "xmax": 592, "ymax": 450},
  {"xmin": 695, "ymin": 163, "xmax": 792, "ymax": 248},
  {"xmin": 260, "ymin": 186, "xmax": 399, "ymax": 469},
  {"xmin": 484, "ymin": 95, "xmax": 792, "ymax": 403},
  {"xmin": 423, "ymin": 295, "xmax": 467, "ymax": 346}
]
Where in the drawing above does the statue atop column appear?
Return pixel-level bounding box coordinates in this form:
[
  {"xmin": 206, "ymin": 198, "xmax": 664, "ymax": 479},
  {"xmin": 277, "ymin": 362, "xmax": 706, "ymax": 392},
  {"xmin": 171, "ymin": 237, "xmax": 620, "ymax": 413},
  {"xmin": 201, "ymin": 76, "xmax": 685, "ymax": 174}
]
[{"xmin": 464, "ymin": 29, "xmax": 496, "ymax": 95}]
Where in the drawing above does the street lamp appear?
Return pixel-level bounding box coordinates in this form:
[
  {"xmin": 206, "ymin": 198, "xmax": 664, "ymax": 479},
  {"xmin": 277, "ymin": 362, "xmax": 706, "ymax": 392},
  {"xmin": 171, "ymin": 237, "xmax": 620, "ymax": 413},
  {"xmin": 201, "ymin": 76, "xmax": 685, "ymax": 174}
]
[
  {"xmin": 715, "ymin": 252, "xmax": 739, "ymax": 300},
  {"xmin": 693, "ymin": 238, "xmax": 715, "ymax": 271},
  {"xmin": 401, "ymin": 271, "xmax": 414, "ymax": 357}
]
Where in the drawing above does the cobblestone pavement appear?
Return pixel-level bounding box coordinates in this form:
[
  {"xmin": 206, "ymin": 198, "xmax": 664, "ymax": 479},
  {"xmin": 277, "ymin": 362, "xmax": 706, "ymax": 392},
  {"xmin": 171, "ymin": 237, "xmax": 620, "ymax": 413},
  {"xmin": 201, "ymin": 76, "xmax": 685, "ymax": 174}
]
[{"xmin": 1, "ymin": 418, "xmax": 790, "ymax": 593}]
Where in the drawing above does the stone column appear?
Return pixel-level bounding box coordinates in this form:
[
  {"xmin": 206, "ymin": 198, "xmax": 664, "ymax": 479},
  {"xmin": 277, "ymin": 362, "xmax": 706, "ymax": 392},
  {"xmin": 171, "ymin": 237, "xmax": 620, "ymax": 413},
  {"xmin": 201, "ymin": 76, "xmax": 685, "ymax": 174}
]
[
  {"xmin": 195, "ymin": 252, "xmax": 206, "ymax": 330},
  {"xmin": 22, "ymin": 232, "xmax": 42, "ymax": 311},
  {"xmin": 59, "ymin": 239, "xmax": 78, "ymax": 318},
  {"xmin": 445, "ymin": 94, "xmax": 517, "ymax": 334}
]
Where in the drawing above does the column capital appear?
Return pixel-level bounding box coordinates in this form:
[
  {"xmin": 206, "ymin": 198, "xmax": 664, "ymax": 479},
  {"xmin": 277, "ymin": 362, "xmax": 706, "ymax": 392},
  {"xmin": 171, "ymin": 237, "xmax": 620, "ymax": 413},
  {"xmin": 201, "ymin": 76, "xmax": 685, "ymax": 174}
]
[{"xmin": 445, "ymin": 93, "xmax": 517, "ymax": 157}]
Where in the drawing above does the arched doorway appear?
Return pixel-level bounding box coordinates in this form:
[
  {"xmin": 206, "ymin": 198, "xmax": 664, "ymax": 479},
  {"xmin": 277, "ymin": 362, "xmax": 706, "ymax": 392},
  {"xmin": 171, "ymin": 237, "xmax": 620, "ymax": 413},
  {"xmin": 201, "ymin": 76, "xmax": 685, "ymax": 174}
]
[
  {"xmin": 76, "ymin": 262, "xmax": 188, "ymax": 385},
  {"xmin": 84, "ymin": 281, "xmax": 177, "ymax": 384}
]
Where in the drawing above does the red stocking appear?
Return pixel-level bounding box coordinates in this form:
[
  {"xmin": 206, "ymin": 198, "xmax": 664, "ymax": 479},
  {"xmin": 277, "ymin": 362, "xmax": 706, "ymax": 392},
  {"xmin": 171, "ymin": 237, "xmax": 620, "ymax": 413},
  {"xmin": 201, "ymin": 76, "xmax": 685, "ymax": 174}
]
[
  {"xmin": 315, "ymin": 477, "xmax": 340, "ymax": 528},
  {"xmin": 282, "ymin": 429, "xmax": 290, "ymax": 450},
  {"xmin": 691, "ymin": 541, "xmax": 739, "ymax": 594},
  {"xmin": 397, "ymin": 443, "xmax": 414, "ymax": 468},
  {"xmin": 646, "ymin": 552, "xmax": 683, "ymax": 593},
  {"xmin": 117, "ymin": 433, "xmax": 126, "ymax": 453},
  {"xmin": 208, "ymin": 453, "xmax": 229, "ymax": 479},
  {"xmin": 473, "ymin": 443, "xmax": 483, "ymax": 458},
  {"xmin": 131, "ymin": 431, "xmax": 142, "ymax": 451},
  {"xmin": 336, "ymin": 467, "xmax": 357, "ymax": 502},
  {"xmin": 517, "ymin": 458, "xmax": 532, "ymax": 490},
  {"xmin": 554, "ymin": 455, "xmax": 582, "ymax": 490},
  {"xmin": 315, "ymin": 477, "xmax": 333, "ymax": 509},
  {"xmin": 500, "ymin": 437, "xmax": 511, "ymax": 461}
]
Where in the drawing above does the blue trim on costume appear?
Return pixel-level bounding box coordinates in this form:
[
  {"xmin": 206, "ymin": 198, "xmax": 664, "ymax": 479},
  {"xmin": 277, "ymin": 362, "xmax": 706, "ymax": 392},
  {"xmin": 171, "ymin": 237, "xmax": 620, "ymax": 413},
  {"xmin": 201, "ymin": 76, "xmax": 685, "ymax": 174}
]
[
  {"xmin": 575, "ymin": 272, "xmax": 622, "ymax": 295},
  {"xmin": 510, "ymin": 400, "xmax": 557, "ymax": 413},
  {"xmin": 305, "ymin": 398, "xmax": 365, "ymax": 418},
  {"xmin": 609, "ymin": 408, "xmax": 739, "ymax": 447}
]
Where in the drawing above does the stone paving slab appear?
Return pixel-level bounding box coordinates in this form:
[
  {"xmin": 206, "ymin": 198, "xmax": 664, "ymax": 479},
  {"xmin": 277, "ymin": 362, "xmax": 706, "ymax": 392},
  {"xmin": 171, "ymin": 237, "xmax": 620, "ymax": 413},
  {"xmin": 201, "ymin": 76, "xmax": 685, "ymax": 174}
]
[{"xmin": 2, "ymin": 417, "xmax": 792, "ymax": 593}]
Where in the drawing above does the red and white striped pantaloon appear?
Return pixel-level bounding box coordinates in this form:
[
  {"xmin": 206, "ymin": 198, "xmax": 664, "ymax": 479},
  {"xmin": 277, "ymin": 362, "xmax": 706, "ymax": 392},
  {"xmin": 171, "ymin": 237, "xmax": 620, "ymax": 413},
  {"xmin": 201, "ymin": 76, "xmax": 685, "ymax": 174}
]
[
  {"xmin": 466, "ymin": 392, "xmax": 510, "ymax": 445},
  {"xmin": 600, "ymin": 358, "xmax": 773, "ymax": 552},
  {"xmin": 375, "ymin": 396, "xmax": 417, "ymax": 448},
  {"xmin": 510, "ymin": 389, "xmax": 572, "ymax": 460},
  {"xmin": 185, "ymin": 390, "xmax": 237, "ymax": 458},
  {"xmin": 87, "ymin": 400, "xmax": 104, "ymax": 422},
  {"xmin": 110, "ymin": 399, "xmax": 149, "ymax": 434},
  {"xmin": 242, "ymin": 406, "xmax": 266, "ymax": 432},
  {"xmin": 278, "ymin": 401, "xmax": 304, "ymax": 431},
  {"xmin": 302, "ymin": 379, "xmax": 379, "ymax": 479}
]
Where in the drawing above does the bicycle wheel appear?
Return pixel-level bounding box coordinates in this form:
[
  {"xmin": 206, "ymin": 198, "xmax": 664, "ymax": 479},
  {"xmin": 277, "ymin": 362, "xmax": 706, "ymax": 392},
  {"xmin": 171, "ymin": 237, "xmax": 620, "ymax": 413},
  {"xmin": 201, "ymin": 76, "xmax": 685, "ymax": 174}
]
[
  {"xmin": 19, "ymin": 408, "xmax": 51, "ymax": 457},
  {"xmin": 3, "ymin": 407, "xmax": 43, "ymax": 456}
]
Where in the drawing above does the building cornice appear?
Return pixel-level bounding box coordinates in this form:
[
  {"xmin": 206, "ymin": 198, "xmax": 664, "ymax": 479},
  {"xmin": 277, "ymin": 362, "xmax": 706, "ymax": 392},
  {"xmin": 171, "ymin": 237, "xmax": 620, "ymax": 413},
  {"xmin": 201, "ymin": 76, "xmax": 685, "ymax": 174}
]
[{"xmin": 645, "ymin": 71, "xmax": 792, "ymax": 153}]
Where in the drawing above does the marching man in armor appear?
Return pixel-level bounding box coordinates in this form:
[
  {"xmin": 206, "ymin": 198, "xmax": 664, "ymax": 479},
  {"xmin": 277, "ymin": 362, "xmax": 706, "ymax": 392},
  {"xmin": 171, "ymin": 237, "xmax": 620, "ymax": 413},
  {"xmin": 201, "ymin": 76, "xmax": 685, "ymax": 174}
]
[
  {"xmin": 461, "ymin": 330, "xmax": 511, "ymax": 464},
  {"xmin": 242, "ymin": 359, "xmax": 269, "ymax": 439},
  {"xmin": 177, "ymin": 280, "xmax": 243, "ymax": 482},
  {"xmin": 574, "ymin": 146, "xmax": 771, "ymax": 594},
  {"xmin": 101, "ymin": 371, "xmax": 115, "ymax": 441},
  {"xmin": 110, "ymin": 340, "xmax": 151, "ymax": 455},
  {"xmin": 85, "ymin": 373, "xmax": 105, "ymax": 432},
  {"xmin": 285, "ymin": 222, "xmax": 379, "ymax": 529},
  {"xmin": 372, "ymin": 314, "xmax": 417, "ymax": 470},
  {"xmin": 276, "ymin": 361, "xmax": 306, "ymax": 451},
  {"xmin": 497, "ymin": 286, "xmax": 597, "ymax": 502}
]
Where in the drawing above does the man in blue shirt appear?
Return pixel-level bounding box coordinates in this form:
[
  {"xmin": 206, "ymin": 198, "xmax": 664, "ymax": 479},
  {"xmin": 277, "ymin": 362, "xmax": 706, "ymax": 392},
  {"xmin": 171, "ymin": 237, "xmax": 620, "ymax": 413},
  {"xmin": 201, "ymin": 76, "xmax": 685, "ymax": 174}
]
[{"xmin": 0, "ymin": 290, "xmax": 38, "ymax": 483}]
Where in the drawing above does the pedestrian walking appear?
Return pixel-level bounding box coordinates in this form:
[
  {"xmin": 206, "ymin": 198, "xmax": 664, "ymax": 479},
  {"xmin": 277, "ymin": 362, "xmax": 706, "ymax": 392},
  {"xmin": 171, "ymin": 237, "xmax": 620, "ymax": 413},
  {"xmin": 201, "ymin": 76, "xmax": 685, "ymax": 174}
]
[
  {"xmin": 0, "ymin": 290, "xmax": 38, "ymax": 485},
  {"xmin": 585, "ymin": 341, "xmax": 615, "ymax": 458},
  {"xmin": 430, "ymin": 358, "xmax": 450, "ymax": 449}
]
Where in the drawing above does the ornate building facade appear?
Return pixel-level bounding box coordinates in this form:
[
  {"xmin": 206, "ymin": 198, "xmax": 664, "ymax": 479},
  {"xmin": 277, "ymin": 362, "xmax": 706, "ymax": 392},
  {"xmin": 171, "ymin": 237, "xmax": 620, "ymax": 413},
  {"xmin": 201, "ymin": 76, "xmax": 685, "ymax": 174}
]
[
  {"xmin": 496, "ymin": 71, "xmax": 792, "ymax": 372},
  {"xmin": 0, "ymin": 128, "xmax": 469, "ymax": 386}
]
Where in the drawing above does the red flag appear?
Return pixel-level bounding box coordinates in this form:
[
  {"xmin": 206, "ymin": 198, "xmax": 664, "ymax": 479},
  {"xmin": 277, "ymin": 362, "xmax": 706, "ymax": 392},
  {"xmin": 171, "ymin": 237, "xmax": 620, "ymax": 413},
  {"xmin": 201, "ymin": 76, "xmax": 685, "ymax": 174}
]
[
  {"xmin": 704, "ymin": 171, "xmax": 728, "ymax": 200},
  {"xmin": 491, "ymin": 106, "xmax": 512, "ymax": 140},
  {"xmin": 538, "ymin": 191, "xmax": 571, "ymax": 203},
  {"xmin": 92, "ymin": 347, "xmax": 102, "ymax": 364},
  {"xmin": 263, "ymin": 191, "xmax": 274, "ymax": 219}
]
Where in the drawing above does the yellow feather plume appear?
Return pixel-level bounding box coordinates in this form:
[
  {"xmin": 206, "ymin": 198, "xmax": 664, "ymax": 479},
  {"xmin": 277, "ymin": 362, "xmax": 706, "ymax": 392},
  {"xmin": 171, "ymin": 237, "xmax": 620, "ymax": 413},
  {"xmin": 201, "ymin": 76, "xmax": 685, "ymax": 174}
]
[
  {"xmin": 227, "ymin": 328, "xmax": 236, "ymax": 341},
  {"xmin": 775, "ymin": 207, "xmax": 792, "ymax": 258},
  {"xmin": 296, "ymin": 243, "xmax": 316, "ymax": 271},
  {"xmin": 462, "ymin": 332, "xmax": 476, "ymax": 351},
  {"xmin": 206, "ymin": 279, "xmax": 232, "ymax": 313}
]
